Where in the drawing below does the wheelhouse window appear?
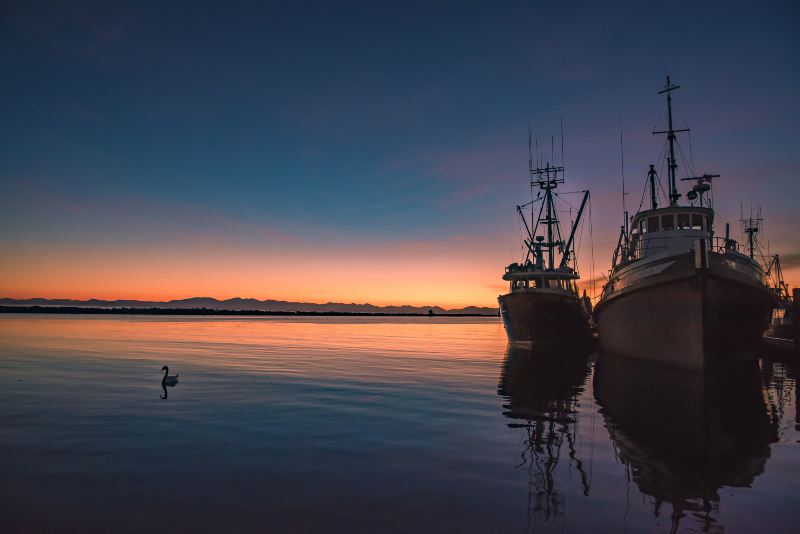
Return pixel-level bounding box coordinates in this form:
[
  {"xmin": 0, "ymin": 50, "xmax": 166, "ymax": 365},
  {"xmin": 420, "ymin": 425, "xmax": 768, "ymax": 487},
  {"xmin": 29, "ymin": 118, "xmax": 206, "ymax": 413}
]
[
  {"xmin": 692, "ymin": 214, "xmax": 703, "ymax": 230},
  {"xmin": 705, "ymin": 216, "xmax": 712, "ymax": 231},
  {"xmin": 661, "ymin": 214, "xmax": 674, "ymax": 230},
  {"xmin": 677, "ymin": 213, "xmax": 691, "ymax": 229},
  {"xmin": 639, "ymin": 220, "xmax": 647, "ymax": 234},
  {"xmin": 647, "ymin": 216, "xmax": 659, "ymax": 232}
]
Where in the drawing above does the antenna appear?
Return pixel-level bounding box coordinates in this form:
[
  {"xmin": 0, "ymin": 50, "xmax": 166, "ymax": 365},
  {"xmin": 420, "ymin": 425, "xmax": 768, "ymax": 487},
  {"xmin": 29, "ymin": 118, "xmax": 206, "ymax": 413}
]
[
  {"xmin": 653, "ymin": 75, "xmax": 690, "ymax": 206},
  {"xmin": 527, "ymin": 122, "xmax": 533, "ymax": 173},
  {"xmin": 740, "ymin": 203, "xmax": 763, "ymax": 259},
  {"xmin": 560, "ymin": 115, "xmax": 565, "ymax": 177},
  {"xmin": 619, "ymin": 112, "xmax": 628, "ymax": 235}
]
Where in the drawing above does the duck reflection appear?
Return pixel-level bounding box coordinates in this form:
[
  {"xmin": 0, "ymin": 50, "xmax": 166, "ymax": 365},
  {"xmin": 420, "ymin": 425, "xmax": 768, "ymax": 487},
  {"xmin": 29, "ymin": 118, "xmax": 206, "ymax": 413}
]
[
  {"xmin": 497, "ymin": 344, "xmax": 592, "ymax": 529},
  {"xmin": 594, "ymin": 354, "xmax": 779, "ymax": 532}
]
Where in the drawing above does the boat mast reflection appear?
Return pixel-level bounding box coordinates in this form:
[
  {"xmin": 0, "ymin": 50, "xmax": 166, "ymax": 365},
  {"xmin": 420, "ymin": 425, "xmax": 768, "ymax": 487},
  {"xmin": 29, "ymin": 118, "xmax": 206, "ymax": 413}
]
[
  {"xmin": 594, "ymin": 354, "xmax": 779, "ymax": 532},
  {"xmin": 498, "ymin": 344, "xmax": 592, "ymax": 530}
]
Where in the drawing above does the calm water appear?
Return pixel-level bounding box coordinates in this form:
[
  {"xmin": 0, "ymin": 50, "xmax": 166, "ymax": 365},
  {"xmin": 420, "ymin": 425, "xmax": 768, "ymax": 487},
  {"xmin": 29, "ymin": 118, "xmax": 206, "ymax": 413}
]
[{"xmin": 0, "ymin": 314, "xmax": 798, "ymax": 532}]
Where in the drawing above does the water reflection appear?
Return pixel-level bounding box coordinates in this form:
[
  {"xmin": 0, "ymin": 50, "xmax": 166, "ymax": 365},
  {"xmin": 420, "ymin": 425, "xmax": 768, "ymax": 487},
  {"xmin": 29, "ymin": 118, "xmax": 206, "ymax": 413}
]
[
  {"xmin": 0, "ymin": 315, "xmax": 796, "ymax": 531},
  {"xmin": 760, "ymin": 354, "xmax": 800, "ymax": 432},
  {"xmin": 497, "ymin": 344, "xmax": 592, "ymax": 530},
  {"xmin": 594, "ymin": 354, "xmax": 779, "ymax": 532}
]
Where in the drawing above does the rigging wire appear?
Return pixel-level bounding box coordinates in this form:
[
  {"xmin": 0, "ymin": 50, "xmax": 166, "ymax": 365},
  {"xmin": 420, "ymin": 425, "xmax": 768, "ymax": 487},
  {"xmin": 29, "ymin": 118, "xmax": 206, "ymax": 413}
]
[
  {"xmin": 674, "ymin": 101, "xmax": 696, "ymax": 172},
  {"xmin": 675, "ymin": 138, "xmax": 694, "ymax": 181},
  {"xmin": 586, "ymin": 196, "xmax": 595, "ymax": 298},
  {"xmin": 650, "ymin": 100, "xmax": 668, "ymax": 136},
  {"xmin": 619, "ymin": 111, "xmax": 627, "ymax": 235},
  {"xmin": 560, "ymin": 115, "xmax": 566, "ymax": 180}
]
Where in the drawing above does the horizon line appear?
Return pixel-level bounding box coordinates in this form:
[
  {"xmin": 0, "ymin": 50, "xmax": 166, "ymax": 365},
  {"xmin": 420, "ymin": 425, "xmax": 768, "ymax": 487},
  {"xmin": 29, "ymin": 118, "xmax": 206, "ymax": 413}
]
[{"xmin": 0, "ymin": 296, "xmax": 500, "ymax": 311}]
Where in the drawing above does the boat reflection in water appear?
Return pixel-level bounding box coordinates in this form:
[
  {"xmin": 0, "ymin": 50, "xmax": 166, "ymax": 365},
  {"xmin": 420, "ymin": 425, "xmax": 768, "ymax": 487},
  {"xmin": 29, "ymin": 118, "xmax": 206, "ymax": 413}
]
[
  {"xmin": 594, "ymin": 353, "xmax": 779, "ymax": 531},
  {"xmin": 497, "ymin": 344, "xmax": 592, "ymax": 530}
]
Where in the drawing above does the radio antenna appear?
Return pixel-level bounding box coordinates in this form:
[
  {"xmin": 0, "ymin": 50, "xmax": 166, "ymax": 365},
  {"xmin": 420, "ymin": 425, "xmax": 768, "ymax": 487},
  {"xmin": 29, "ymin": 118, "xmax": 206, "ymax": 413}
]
[
  {"xmin": 619, "ymin": 112, "xmax": 628, "ymax": 236},
  {"xmin": 560, "ymin": 114, "xmax": 566, "ymax": 179}
]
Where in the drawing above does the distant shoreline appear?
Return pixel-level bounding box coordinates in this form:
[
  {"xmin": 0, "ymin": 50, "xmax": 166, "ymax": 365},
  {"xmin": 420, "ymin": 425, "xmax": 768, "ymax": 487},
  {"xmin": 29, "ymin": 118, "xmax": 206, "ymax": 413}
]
[{"xmin": 0, "ymin": 305, "xmax": 498, "ymax": 317}]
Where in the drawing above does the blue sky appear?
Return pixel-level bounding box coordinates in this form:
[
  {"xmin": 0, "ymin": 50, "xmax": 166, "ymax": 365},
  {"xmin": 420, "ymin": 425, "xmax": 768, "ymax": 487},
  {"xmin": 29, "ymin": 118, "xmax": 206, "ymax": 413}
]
[{"xmin": 1, "ymin": 1, "xmax": 798, "ymax": 304}]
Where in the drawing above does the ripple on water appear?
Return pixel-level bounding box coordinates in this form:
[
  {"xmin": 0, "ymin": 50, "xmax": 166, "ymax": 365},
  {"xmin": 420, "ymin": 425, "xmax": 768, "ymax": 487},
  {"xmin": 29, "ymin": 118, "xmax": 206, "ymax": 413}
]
[{"xmin": 0, "ymin": 314, "xmax": 797, "ymax": 532}]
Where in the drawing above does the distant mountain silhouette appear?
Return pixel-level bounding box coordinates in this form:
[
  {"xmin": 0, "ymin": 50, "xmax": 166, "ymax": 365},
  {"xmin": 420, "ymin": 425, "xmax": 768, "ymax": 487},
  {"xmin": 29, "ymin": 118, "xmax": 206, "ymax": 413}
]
[{"xmin": 0, "ymin": 297, "xmax": 499, "ymax": 315}]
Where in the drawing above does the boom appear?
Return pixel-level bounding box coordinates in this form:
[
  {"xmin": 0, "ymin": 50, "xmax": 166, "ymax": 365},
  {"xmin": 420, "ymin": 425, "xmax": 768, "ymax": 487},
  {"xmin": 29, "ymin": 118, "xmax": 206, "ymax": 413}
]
[{"xmin": 559, "ymin": 191, "xmax": 590, "ymax": 269}]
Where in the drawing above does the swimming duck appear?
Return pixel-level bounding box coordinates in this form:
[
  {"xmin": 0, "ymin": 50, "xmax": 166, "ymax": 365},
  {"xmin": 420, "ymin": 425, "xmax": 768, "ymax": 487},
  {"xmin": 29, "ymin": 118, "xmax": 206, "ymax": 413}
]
[{"xmin": 161, "ymin": 365, "xmax": 179, "ymax": 386}]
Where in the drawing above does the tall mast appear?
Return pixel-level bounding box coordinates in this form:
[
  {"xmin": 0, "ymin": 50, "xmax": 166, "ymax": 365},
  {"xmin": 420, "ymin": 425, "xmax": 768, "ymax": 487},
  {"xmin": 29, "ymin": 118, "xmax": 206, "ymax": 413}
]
[
  {"xmin": 741, "ymin": 206, "xmax": 763, "ymax": 260},
  {"xmin": 654, "ymin": 75, "xmax": 689, "ymax": 206},
  {"xmin": 546, "ymin": 167, "xmax": 554, "ymax": 269},
  {"xmin": 531, "ymin": 162, "xmax": 564, "ymax": 271}
]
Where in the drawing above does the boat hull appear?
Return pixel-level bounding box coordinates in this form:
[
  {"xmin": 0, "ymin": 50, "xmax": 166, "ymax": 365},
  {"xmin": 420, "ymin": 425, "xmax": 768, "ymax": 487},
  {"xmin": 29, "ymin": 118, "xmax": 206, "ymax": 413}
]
[
  {"xmin": 594, "ymin": 251, "xmax": 774, "ymax": 370},
  {"xmin": 498, "ymin": 290, "xmax": 591, "ymax": 344}
]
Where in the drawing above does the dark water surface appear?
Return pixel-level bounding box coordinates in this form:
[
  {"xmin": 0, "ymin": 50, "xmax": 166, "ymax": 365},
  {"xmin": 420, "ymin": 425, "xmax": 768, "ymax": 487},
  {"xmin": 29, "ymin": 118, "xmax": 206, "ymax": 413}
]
[{"xmin": 0, "ymin": 314, "xmax": 797, "ymax": 532}]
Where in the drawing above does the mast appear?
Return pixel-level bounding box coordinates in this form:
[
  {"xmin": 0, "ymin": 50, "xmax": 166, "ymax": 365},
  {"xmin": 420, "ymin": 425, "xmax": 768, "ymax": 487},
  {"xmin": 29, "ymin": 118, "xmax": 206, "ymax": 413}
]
[
  {"xmin": 531, "ymin": 162, "xmax": 564, "ymax": 271},
  {"xmin": 648, "ymin": 164, "xmax": 658, "ymax": 210},
  {"xmin": 741, "ymin": 207, "xmax": 762, "ymax": 260},
  {"xmin": 654, "ymin": 76, "xmax": 689, "ymax": 206},
  {"xmin": 546, "ymin": 168, "xmax": 554, "ymax": 269}
]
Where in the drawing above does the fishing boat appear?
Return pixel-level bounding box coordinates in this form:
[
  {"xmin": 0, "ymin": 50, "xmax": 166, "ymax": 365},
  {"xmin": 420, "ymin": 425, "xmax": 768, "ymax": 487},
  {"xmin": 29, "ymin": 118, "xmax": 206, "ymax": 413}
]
[
  {"xmin": 498, "ymin": 151, "xmax": 592, "ymax": 344},
  {"xmin": 764, "ymin": 255, "xmax": 797, "ymax": 349},
  {"xmin": 593, "ymin": 76, "xmax": 775, "ymax": 370}
]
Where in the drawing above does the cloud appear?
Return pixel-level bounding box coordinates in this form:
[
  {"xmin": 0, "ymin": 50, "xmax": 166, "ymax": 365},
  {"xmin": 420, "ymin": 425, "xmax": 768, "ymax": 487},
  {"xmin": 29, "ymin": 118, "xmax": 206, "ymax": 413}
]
[{"xmin": 778, "ymin": 252, "xmax": 800, "ymax": 269}]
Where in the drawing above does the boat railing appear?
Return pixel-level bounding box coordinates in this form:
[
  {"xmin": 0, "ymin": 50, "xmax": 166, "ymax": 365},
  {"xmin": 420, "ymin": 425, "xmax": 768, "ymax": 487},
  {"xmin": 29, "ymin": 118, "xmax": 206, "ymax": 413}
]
[
  {"xmin": 623, "ymin": 235, "xmax": 740, "ymax": 262},
  {"xmin": 711, "ymin": 236, "xmax": 740, "ymax": 254},
  {"xmin": 624, "ymin": 238, "xmax": 670, "ymax": 261}
]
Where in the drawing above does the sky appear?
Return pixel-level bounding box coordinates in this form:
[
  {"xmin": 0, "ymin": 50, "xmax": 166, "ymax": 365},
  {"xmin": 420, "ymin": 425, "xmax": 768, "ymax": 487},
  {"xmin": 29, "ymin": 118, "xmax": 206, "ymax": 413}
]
[{"xmin": 1, "ymin": 0, "xmax": 798, "ymax": 307}]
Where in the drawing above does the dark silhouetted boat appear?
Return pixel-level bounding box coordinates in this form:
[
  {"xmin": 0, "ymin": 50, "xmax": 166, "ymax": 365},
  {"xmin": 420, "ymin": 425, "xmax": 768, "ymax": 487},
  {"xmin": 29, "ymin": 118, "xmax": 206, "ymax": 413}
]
[
  {"xmin": 764, "ymin": 256, "xmax": 797, "ymax": 349},
  {"xmin": 593, "ymin": 76, "xmax": 775, "ymax": 370},
  {"xmin": 498, "ymin": 145, "xmax": 592, "ymax": 344}
]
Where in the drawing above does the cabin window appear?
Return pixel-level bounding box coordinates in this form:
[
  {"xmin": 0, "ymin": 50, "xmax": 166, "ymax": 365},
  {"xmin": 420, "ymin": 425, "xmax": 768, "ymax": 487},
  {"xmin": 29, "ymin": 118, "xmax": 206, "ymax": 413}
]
[
  {"xmin": 705, "ymin": 216, "xmax": 712, "ymax": 231},
  {"xmin": 661, "ymin": 214, "xmax": 675, "ymax": 230},
  {"xmin": 647, "ymin": 216, "xmax": 659, "ymax": 232},
  {"xmin": 677, "ymin": 213, "xmax": 691, "ymax": 229},
  {"xmin": 691, "ymin": 214, "xmax": 703, "ymax": 230},
  {"xmin": 639, "ymin": 220, "xmax": 647, "ymax": 234},
  {"xmin": 512, "ymin": 280, "xmax": 528, "ymax": 290},
  {"xmin": 547, "ymin": 279, "xmax": 563, "ymax": 289}
]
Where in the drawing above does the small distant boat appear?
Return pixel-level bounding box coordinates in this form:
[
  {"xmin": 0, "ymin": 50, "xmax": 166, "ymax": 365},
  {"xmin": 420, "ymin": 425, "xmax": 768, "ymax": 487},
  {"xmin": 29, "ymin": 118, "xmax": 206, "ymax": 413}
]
[
  {"xmin": 594, "ymin": 76, "xmax": 775, "ymax": 370},
  {"xmin": 498, "ymin": 145, "xmax": 593, "ymax": 344}
]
